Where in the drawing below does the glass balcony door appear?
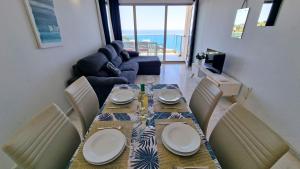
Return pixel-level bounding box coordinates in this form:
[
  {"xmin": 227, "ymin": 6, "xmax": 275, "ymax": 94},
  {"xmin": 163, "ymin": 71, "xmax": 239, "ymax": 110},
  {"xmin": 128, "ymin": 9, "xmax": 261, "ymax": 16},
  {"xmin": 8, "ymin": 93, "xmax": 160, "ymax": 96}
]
[
  {"xmin": 166, "ymin": 6, "xmax": 193, "ymax": 62},
  {"xmin": 119, "ymin": 6, "xmax": 135, "ymax": 51},
  {"xmin": 119, "ymin": 5, "xmax": 193, "ymax": 62},
  {"xmin": 136, "ymin": 6, "xmax": 165, "ymax": 60}
]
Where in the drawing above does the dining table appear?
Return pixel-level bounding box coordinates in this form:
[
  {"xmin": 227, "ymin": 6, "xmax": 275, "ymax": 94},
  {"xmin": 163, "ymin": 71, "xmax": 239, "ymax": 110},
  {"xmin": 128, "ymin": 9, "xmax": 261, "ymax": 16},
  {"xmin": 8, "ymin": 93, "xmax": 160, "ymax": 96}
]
[{"xmin": 68, "ymin": 84, "xmax": 222, "ymax": 169}]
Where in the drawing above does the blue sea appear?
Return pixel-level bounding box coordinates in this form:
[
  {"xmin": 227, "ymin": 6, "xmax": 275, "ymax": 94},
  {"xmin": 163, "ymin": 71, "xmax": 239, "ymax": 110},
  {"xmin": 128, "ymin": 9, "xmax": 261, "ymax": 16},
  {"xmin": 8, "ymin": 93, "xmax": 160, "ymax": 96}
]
[{"xmin": 122, "ymin": 30, "xmax": 185, "ymax": 52}]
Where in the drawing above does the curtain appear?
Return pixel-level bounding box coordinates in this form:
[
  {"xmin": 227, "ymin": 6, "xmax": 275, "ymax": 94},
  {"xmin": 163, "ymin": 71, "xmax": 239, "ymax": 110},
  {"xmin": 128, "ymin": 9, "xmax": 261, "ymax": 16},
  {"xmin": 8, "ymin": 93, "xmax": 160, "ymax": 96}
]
[
  {"xmin": 98, "ymin": 0, "xmax": 111, "ymax": 44},
  {"xmin": 109, "ymin": 0, "xmax": 123, "ymax": 40},
  {"xmin": 188, "ymin": 0, "xmax": 199, "ymax": 67}
]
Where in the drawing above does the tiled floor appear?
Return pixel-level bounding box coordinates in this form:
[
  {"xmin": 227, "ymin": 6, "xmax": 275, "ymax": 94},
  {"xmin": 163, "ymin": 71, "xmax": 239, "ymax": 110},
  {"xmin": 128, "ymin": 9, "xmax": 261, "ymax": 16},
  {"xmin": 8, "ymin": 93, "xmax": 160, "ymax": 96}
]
[{"xmin": 69, "ymin": 63, "xmax": 300, "ymax": 168}]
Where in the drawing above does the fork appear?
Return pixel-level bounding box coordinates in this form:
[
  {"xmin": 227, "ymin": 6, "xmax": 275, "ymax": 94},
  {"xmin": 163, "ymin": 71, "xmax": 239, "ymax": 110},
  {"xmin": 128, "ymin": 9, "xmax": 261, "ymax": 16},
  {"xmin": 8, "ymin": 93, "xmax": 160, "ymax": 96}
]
[
  {"xmin": 97, "ymin": 126, "xmax": 122, "ymax": 130},
  {"xmin": 156, "ymin": 122, "xmax": 187, "ymax": 125},
  {"xmin": 161, "ymin": 106, "xmax": 184, "ymax": 109},
  {"xmin": 106, "ymin": 106, "xmax": 129, "ymax": 109},
  {"xmin": 173, "ymin": 166, "xmax": 208, "ymax": 169}
]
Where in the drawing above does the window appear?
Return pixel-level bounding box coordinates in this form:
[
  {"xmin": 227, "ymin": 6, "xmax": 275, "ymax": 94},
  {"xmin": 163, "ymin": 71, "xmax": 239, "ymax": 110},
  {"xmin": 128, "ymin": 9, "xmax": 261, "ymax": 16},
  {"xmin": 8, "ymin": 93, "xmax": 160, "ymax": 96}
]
[
  {"xmin": 119, "ymin": 5, "xmax": 193, "ymax": 62},
  {"xmin": 119, "ymin": 6, "xmax": 135, "ymax": 51},
  {"xmin": 136, "ymin": 6, "xmax": 165, "ymax": 58}
]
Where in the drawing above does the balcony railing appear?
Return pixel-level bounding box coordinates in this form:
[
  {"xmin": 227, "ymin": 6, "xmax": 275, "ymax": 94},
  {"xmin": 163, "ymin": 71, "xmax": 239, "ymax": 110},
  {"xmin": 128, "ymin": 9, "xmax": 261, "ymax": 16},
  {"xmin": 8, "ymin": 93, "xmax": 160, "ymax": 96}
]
[{"xmin": 122, "ymin": 34, "xmax": 185, "ymax": 57}]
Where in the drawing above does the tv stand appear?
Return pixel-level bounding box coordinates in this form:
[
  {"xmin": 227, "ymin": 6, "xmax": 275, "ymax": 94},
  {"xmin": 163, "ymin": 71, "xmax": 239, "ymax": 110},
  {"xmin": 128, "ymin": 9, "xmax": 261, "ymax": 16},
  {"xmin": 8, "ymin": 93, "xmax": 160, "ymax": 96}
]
[{"xmin": 197, "ymin": 64, "xmax": 241, "ymax": 96}]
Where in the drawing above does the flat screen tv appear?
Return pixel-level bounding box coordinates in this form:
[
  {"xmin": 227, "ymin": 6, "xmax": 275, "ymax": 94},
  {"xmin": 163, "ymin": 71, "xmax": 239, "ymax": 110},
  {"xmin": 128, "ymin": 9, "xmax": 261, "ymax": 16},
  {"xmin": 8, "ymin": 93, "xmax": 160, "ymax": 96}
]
[{"xmin": 204, "ymin": 49, "xmax": 226, "ymax": 74}]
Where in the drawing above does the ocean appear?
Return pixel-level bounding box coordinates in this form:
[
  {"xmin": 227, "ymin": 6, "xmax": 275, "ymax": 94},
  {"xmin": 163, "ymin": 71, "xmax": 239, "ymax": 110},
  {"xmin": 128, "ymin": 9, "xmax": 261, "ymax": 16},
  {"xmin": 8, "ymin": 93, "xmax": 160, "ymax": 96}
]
[{"xmin": 122, "ymin": 30, "xmax": 185, "ymax": 52}]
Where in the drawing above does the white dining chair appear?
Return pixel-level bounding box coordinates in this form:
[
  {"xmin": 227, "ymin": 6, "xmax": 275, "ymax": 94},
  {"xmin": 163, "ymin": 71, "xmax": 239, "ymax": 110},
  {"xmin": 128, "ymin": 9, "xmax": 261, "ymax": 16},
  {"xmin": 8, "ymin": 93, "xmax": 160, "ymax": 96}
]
[
  {"xmin": 189, "ymin": 77, "xmax": 222, "ymax": 134},
  {"xmin": 209, "ymin": 103, "xmax": 289, "ymax": 169},
  {"xmin": 65, "ymin": 76, "xmax": 100, "ymax": 135},
  {"xmin": 2, "ymin": 103, "xmax": 81, "ymax": 169}
]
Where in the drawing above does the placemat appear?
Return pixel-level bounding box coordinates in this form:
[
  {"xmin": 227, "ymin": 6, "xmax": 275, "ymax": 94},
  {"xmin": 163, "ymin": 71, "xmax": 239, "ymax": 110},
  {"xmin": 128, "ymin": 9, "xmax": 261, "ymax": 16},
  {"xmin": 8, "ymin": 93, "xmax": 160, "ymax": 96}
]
[
  {"xmin": 155, "ymin": 119, "xmax": 217, "ymax": 169},
  {"xmin": 103, "ymin": 99, "xmax": 139, "ymax": 113},
  {"xmin": 153, "ymin": 90, "xmax": 189, "ymax": 112},
  {"xmin": 69, "ymin": 121, "xmax": 133, "ymax": 169}
]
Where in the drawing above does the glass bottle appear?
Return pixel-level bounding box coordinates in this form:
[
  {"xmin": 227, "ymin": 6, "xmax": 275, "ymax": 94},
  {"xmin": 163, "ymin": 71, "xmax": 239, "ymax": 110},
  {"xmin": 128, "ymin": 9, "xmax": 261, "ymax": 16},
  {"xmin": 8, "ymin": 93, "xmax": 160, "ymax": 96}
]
[{"xmin": 139, "ymin": 84, "xmax": 148, "ymax": 120}]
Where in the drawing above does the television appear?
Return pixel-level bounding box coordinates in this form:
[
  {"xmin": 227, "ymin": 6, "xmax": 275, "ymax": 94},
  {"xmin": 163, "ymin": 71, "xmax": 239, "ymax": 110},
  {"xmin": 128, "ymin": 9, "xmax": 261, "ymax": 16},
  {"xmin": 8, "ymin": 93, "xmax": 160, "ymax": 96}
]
[{"xmin": 204, "ymin": 49, "xmax": 226, "ymax": 74}]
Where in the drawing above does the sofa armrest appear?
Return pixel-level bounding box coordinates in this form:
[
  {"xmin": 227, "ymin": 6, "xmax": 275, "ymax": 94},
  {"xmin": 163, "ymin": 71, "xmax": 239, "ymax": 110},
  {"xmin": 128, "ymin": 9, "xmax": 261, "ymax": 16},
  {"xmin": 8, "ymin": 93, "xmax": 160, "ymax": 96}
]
[
  {"xmin": 86, "ymin": 76, "xmax": 129, "ymax": 87},
  {"xmin": 127, "ymin": 51, "xmax": 139, "ymax": 58}
]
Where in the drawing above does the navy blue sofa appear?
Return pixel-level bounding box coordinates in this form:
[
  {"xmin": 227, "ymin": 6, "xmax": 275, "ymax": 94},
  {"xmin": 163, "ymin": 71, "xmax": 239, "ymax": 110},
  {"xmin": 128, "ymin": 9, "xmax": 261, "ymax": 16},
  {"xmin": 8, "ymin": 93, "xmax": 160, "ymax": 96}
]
[{"xmin": 68, "ymin": 40, "xmax": 161, "ymax": 107}]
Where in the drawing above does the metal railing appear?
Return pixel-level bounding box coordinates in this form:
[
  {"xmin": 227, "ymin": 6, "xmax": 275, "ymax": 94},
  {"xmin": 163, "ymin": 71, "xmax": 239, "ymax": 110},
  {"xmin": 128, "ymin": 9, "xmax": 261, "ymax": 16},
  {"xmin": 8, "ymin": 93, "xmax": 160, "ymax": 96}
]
[{"xmin": 122, "ymin": 34, "xmax": 184, "ymax": 56}]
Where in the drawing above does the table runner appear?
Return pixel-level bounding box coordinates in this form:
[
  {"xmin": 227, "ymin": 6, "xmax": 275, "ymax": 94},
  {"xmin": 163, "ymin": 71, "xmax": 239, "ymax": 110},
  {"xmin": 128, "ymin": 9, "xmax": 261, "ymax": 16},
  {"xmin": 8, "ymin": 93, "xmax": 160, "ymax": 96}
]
[
  {"xmin": 69, "ymin": 121, "xmax": 133, "ymax": 169},
  {"xmin": 155, "ymin": 119, "xmax": 217, "ymax": 169},
  {"xmin": 69, "ymin": 84, "xmax": 222, "ymax": 169}
]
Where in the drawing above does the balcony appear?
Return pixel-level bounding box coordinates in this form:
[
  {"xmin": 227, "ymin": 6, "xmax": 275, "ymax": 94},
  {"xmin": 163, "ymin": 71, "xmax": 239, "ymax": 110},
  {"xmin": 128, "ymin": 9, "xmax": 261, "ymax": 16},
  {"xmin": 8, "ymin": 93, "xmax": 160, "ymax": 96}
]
[{"xmin": 123, "ymin": 34, "xmax": 188, "ymax": 62}]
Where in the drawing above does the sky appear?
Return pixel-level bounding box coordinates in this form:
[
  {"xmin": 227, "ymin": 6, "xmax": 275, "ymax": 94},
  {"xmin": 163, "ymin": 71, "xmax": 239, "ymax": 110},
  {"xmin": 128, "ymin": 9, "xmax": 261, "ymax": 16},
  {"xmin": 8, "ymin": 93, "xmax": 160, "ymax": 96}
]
[
  {"xmin": 119, "ymin": 6, "xmax": 187, "ymax": 31},
  {"xmin": 258, "ymin": 3, "xmax": 273, "ymax": 23},
  {"xmin": 234, "ymin": 8, "xmax": 250, "ymax": 25}
]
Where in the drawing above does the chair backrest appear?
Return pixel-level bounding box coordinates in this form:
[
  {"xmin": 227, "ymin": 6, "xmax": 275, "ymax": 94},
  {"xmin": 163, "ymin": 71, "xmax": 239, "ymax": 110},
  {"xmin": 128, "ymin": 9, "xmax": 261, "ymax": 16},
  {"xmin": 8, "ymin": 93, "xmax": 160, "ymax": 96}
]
[
  {"xmin": 209, "ymin": 103, "xmax": 289, "ymax": 169},
  {"xmin": 2, "ymin": 103, "xmax": 80, "ymax": 169},
  {"xmin": 65, "ymin": 76, "xmax": 99, "ymax": 133},
  {"xmin": 189, "ymin": 77, "xmax": 222, "ymax": 133}
]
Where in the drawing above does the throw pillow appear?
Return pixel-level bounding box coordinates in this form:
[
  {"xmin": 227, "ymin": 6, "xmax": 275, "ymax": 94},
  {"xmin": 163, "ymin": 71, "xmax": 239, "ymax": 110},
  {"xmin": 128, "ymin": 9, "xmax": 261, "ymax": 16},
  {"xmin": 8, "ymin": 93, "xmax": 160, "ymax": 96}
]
[
  {"xmin": 105, "ymin": 62, "xmax": 121, "ymax": 77},
  {"xmin": 120, "ymin": 50, "xmax": 131, "ymax": 61}
]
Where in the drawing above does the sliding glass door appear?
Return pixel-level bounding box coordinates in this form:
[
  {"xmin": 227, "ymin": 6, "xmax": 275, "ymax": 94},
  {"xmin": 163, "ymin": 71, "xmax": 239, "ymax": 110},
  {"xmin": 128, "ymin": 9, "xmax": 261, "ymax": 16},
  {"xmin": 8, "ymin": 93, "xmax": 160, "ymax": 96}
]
[
  {"xmin": 119, "ymin": 5, "xmax": 193, "ymax": 62},
  {"xmin": 136, "ymin": 6, "xmax": 165, "ymax": 59},
  {"xmin": 119, "ymin": 6, "xmax": 135, "ymax": 51}
]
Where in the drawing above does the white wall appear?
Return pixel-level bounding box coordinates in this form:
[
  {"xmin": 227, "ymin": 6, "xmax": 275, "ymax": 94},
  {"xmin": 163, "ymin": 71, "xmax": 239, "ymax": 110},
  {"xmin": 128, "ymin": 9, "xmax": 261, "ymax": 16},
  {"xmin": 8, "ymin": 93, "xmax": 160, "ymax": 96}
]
[
  {"xmin": 194, "ymin": 0, "xmax": 300, "ymax": 156},
  {"xmin": 0, "ymin": 0, "xmax": 103, "ymax": 168}
]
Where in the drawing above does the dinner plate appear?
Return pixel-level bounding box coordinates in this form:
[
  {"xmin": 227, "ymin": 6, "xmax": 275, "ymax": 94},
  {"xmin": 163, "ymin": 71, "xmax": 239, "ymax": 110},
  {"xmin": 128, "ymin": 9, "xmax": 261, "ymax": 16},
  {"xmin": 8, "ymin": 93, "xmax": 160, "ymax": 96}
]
[
  {"xmin": 83, "ymin": 129, "xmax": 126, "ymax": 165},
  {"xmin": 158, "ymin": 97, "xmax": 180, "ymax": 105},
  {"xmin": 111, "ymin": 90, "xmax": 135, "ymax": 104},
  {"xmin": 162, "ymin": 137, "xmax": 200, "ymax": 156},
  {"xmin": 158, "ymin": 89, "xmax": 181, "ymax": 104},
  {"xmin": 162, "ymin": 123, "xmax": 201, "ymax": 154}
]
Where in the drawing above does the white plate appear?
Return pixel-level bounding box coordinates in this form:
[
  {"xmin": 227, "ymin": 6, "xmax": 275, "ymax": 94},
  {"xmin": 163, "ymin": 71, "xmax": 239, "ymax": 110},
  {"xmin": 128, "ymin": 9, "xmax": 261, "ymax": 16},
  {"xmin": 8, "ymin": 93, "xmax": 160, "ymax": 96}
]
[
  {"xmin": 87, "ymin": 144, "xmax": 126, "ymax": 165},
  {"xmin": 112, "ymin": 98, "xmax": 134, "ymax": 105},
  {"xmin": 83, "ymin": 129, "xmax": 126, "ymax": 165},
  {"xmin": 158, "ymin": 89, "xmax": 181, "ymax": 104},
  {"xmin": 162, "ymin": 137, "xmax": 200, "ymax": 156},
  {"xmin": 111, "ymin": 90, "xmax": 135, "ymax": 104},
  {"xmin": 158, "ymin": 97, "xmax": 180, "ymax": 105},
  {"xmin": 162, "ymin": 123, "xmax": 201, "ymax": 154}
]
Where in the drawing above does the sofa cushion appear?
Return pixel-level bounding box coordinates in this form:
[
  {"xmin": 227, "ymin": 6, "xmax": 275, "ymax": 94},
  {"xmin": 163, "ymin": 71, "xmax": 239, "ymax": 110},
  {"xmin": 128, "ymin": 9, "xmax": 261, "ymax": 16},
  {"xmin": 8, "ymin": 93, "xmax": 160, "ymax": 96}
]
[
  {"xmin": 130, "ymin": 56, "xmax": 161, "ymax": 75},
  {"xmin": 105, "ymin": 62, "xmax": 121, "ymax": 77},
  {"xmin": 120, "ymin": 50, "xmax": 131, "ymax": 61},
  {"xmin": 127, "ymin": 51, "xmax": 139, "ymax": 58},
  {"xmin": 96, "ymin": 70, "xmax": 110, "ymax": 77},
  {"xmin": 77, "ymin": 52, "xmax": 109, "ymax": 76},
  {"xmin": 120, "ymin": 70, "xmax": 137, "ymax": 84},
  {"xmin": 111, "ymin": 40, "xmax": 124, "ymax": 55},
  {"xmin": 119, "ymin": 60, "xmax": 139, "ymax": 72},
  {"xmin": 98, "ymin": 45, "xmax": 123, "ymax": 67}
]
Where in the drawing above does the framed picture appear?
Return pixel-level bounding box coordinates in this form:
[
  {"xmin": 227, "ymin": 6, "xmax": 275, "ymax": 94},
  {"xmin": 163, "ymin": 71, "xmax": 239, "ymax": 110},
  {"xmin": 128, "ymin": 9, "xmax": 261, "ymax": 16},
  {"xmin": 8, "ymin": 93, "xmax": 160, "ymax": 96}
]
[
  {"xmin": 25, "ymin": 0, "xmax": 62, "ymax": 48},
  {"xmin": 257, "ymin": 0, "xmax": 283, "ymax": 27},
  {"xmin": 231, "ymin": 8, "xmax": 250, "ymax": 39}
]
